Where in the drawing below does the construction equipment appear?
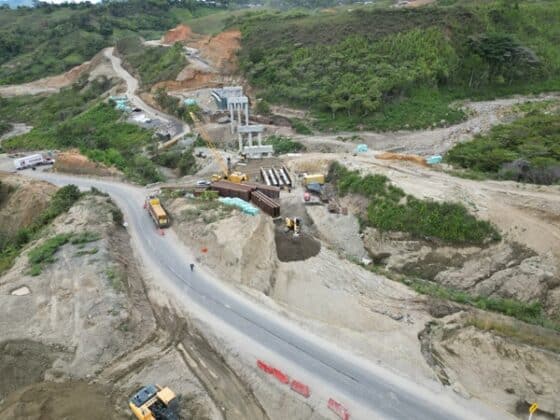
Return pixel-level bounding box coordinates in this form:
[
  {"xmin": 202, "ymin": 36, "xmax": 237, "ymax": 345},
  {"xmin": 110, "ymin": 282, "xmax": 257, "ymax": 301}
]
[
  {"xmin": 189, "ymin": 111, "xmax": 247, "ymax": 183},
  {"xmin": 145, "ymin": 195, "xmax": 169, "ymax": 228},
  {"xmin": 129, "ymin": 384, "xmax": 179, "ymax": 420},
  {"xmin": 302, "ymin": 173, "xmax": 325, "ymax": 186},
  {"xmin": 285, "ymin": 217, "xmax": 301, "ymax": 237}
]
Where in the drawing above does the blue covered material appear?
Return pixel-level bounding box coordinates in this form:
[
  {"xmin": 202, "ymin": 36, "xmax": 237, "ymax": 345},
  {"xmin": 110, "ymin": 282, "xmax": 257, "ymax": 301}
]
[
  {"xmin": 110, "ymin": 96, "xmax": 131, "ymax": 112},
  {"xmin": 184, "ymin": 98, "xmax": 197, "ymax": 106},
  {"xmin": 355, "ymin": 144, "xmax": 368, "ymax": 153},
  {"xmin": 218, "ymin": 197, "xmax": 259, "ymax": 216},
  {"xmin": 426, "ymin": 155, "xmax": 443, "ymax": 165}
]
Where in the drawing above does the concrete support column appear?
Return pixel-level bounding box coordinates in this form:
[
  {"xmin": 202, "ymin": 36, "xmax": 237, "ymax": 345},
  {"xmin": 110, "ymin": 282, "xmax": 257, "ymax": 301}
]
[
  {"xmin": 248, "ymin": 132, "xmax": 253, "ymax": 147},
  {"xmin": 238, "ymin": 132, "xmax": 243, "ymax": 152},
  {"xmin": 237, "ymin": 105, "xmax": 241, "ymax": 130},
  {"xmin": 229, "ymin": 104, "xmax": 234, "ymax": 133},
  {"xmin": 244, "ymin": 103, "xmax": 249, "ymax": 125},
  {"xmin": 258, "ymin": 132, "xmax": 262, "ymax": 146}
]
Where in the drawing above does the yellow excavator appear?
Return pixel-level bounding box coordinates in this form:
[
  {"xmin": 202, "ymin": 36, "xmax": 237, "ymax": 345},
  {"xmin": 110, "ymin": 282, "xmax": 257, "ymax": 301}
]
[
  {"xmin": 129, "ymin": 384, "xmax": 179, "ymax": 420},
  {"xmin": 189, "ymin": 111, "xmax": 247, "ymax": 183},
  {"xmin": 285, "ymin": 217, "xmax": 301, "ymax": 237}
]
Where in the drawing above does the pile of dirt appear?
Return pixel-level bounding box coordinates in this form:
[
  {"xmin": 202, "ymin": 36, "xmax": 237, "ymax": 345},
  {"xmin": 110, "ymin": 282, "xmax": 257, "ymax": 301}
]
[
  {"xmin": 0, "ymin": 340, "xmax": 64, "ymax": 398},
  {"xmin": 190, "ymin": 30, "xmax": 241, "ymax": 74},
  {"xmin": 54, "ymin": 150, "xmax": 120, "ymax": 177},
  {"xmin": 0, "ymin": 173, "xmax": 56, "ymax": 237},
  {"xmin": 163, "ymin": 24, "xmax": 193, "ymax": 44},
  {"xmin": 274, "ymin": 227, "xmax": 321, "ymax": 262},
  {"xmin": 0, "ymin": 381, "xmax": 127, "ymax": 420},
  {"xmin": 376, "ymin": 152, "xmax": 428, "ymax": 167}
]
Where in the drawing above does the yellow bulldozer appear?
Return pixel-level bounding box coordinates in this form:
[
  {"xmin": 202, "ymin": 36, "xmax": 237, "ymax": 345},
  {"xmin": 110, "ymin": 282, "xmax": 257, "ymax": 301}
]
[
  {"xmin": 189, "ymin": 111, "xmax": 247, "ymax": 183},
  {"xmin": 285, "ymin": 217, "xmax": 301, "ymax": 237},
  {"xmin": 129, "ymin": 384, "xmax": 179, "ymax": 420}
]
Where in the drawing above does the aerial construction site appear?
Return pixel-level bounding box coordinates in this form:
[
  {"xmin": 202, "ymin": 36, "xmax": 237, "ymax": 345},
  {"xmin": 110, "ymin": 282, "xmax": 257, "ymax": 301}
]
[{"xmin": 1, "ymin": 3, "xmax": 560, "ymax": 420}]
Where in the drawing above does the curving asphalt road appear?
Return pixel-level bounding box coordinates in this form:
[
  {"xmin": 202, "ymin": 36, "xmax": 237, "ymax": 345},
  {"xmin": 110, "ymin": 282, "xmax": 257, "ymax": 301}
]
[
  {"xmin": 104, "ymin": 47, "xmax": 189, "ymax": 140},
  {"xmin": 27, "ymin": 170, "xmax": 506, "ymax": 420}
]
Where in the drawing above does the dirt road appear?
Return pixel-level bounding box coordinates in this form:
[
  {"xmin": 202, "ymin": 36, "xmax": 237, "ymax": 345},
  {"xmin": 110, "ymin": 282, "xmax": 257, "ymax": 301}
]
[{"xmin": 294, "ymin": 93, "xmax": 560, "ymax": 156}]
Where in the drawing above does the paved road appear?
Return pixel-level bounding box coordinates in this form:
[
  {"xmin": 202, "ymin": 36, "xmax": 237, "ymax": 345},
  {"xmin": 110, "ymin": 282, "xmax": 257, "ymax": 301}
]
[
  {"xmin": 104, "ymin": 47, "xmax": 189, "ymax": 139},
  {"xmin": 28, "ymin": 171, "xmax": 506, "ymax": 420}
]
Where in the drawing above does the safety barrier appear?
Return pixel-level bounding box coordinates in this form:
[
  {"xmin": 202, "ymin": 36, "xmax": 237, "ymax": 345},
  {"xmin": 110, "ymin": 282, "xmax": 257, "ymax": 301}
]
[
  {"xmin": 272, "ymin": 367, "xmax": 290, "ymax": 384},
  {"xmin": 290, "ymin": 380, "xmax": 310, "ymax": 398},
  {"xmin": 257, "ymin": 360, "xmax": 274, "ymax": 374},
  {"xmin": 256, "ymin": 360, "xmax": 311, "ymax": 398},
  {"xmin": 328, "ymin": 398, "xmax": 350, "ymax": 420}
]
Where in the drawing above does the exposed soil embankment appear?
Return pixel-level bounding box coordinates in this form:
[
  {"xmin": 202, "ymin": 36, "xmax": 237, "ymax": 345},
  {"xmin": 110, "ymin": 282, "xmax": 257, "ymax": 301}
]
[
  {"xmin": 420, "ymin": 312, "xmax": 560, "ymax": 419},
  {"xmin": 0, "ymin": 191, "xmax": 227, "ymax": 419},
  {"xmin": 0, "ymin": 173, "xmax": 56, "ymax": 237}
]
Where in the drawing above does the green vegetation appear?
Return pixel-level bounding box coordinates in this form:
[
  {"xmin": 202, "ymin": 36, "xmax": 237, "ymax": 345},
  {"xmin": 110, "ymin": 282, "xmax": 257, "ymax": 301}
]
[
  {"xmin": 154, "ymin": 88, "xmax": 199, "ymax": 122},
  {"xmin": 105, "ymin": 266, "xmax": 125, "ymax": 292},
  {"xmin": 402, "ymin": 276, "xmax": 560, "ymax": 333},
  {"xmin": 153, "ymin": 146, "xmax": 198, "ymax": 175},
  {"xmin": 290, "ymin": 118, "xmax": 313, "ymax": 134},
  {"xmin": 236, "ymin": 2, "xmax": 560, "ymax": 130},
  {"xmin": 28, "ymin": 230, "xmax": 101, "ymax": 275},
  {"xmin": 71, "ymin": 231, "xmax": 102, "ymax": 244},
  {"xmin": 28, "ymin": 233, "xmax": 72, "ymax": 276},
  {"xmin": 446, "ymin": 105, "xmax": 560, "ymax": 184},
  {"xmin": 116, "ymin": 37, "xmax": 187, "ymax": 86},
  {"xmin": 75, "ymin": 247, "xmax": 99, "ymax": 256},
  {"xmin": 0, "ymin": 1, "xmax": 192, "ymax": 84},
  {"xmin": 3, "ymin": 93, "xmax": 163, "ymax": 184},
  {"xmin": 268, "ymin": 135, "xmax": 306, "ymax": 155},
  {"xmin": 0, "ymin": 122, "xmax": 11, "ymax": 137},
  {"xmin": 329, "ymin": 162, "xmax": 500, "ymax": 244},
  {"xmin": 0, "ymin": 185, "xmax": 82, "ymax": 275},
  {"xmin": 0, "ymin": 76, "xmax": 112, "ymax": 126},
  {"xmin": 466, "ymin": 315, "xmax": 560, "ymax": 353}
]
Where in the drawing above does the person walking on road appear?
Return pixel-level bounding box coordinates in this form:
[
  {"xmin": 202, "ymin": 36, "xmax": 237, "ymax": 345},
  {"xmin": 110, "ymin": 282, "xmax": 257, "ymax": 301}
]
[{"xmin": 190, "ymin": 263, "xmax": 194, "ymax": 272}]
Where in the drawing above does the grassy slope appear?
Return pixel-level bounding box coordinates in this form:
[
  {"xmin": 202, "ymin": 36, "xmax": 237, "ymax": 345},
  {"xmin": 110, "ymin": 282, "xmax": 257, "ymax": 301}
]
[
  {"xmin": 116, "ymin": 37, "xmax": 187, "ymax": 86},
  {"xmin": 1, "ymin": 78, "xmax": 162, "ymax": 185},
  {"xmin": 235, "ymin": 2, "xmax": 560, "ymax": 130},
  {"xmin": 0, "ymin": 1, "xmax": 182, "ymax": 84},
  {"xmin": 329, "ymin": 162, "xmax": 500, "ymax": 244},
  {"xmin": 446, "ymin": 102, "xmax": 560, "ymax": 184}
]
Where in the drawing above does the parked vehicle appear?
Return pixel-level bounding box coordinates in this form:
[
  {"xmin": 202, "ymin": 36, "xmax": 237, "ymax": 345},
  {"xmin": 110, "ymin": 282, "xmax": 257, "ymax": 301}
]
[{"xmin": 13, "ymin": 153, "xmax": 53, "ymax": 170}]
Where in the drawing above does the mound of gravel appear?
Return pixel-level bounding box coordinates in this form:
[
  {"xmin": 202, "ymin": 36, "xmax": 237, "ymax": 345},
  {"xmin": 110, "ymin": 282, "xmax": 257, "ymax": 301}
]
[{"xmin": 274, "ymin": 228, "xmax": 321, "ymax": 262}]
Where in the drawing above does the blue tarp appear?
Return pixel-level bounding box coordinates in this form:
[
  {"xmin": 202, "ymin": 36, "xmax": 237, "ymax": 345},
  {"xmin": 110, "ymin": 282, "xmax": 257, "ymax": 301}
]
[
  {"xmin": 355, "ymin": 144, "xmax": 368, "ymax": 153},
  {"xmin": 218, "ymin": 197, "xmax": 259, "ymax": 216},
  {"xmin": 110, "ymin": 96, "xmax": 131, "ymax": 112},
  {"xmin": 426, "ymin": 155, "xmax": 443, "ymax": 165},
  {"xmin": 184, "ymin": 98, "xmax": 197, "ymax": 106}
]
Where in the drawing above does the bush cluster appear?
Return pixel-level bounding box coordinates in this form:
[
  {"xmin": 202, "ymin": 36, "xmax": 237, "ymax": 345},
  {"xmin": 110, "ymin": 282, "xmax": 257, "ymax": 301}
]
[{"xmin": 328, "ymin": 162, "xmax": 500, "ymax": 244}]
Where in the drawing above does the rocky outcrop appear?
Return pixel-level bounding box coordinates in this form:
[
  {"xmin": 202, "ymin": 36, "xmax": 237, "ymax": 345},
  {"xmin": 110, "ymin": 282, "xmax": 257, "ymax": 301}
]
[
  {"xmin": 363, "ymin": 227, "xmax": 560, "ymax": 316},
  {"xmin": 421, "ymin": 312, "xmax": 560, "ymax": 419}
]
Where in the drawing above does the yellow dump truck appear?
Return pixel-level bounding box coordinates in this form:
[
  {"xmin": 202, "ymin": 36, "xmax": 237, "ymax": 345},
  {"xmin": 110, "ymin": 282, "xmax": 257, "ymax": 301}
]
[
  {"xmin": 129, "ymin": 384, "xmax": 179, "ymax": 420},
  {"xmin": 303, "ymin": 173, "xmax": 325, "ymax": 186},
  {"xmin": 145, "ymin": 196, "xmax": 169, "ymax": 228}
]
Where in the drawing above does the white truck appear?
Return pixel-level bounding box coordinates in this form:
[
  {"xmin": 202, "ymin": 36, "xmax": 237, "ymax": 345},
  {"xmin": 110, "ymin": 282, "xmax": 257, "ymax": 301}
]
[{"xmin": 13, "ymin": 154, "xmax": 54, "ymax": 170}]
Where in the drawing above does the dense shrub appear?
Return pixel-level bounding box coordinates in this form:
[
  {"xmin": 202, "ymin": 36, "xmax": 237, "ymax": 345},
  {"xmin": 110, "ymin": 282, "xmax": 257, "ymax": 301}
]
[
  {"xmin": 116, "ymin": 37, "xmax": 187, "ymax": 86},
  {"xmin": 236, "ymin": 2, "xmax": 560, "ymax": 130},
  {"xmin": 268, "ymin": 135, "xmax": 306, "ymax": 155},
  {"xmin": 446, "ymin": 107, "xmax": 560, "ymax": 184},
  {"xmin": 328, "ymin": 162, "xmax": 500, "ymax": 244}
]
